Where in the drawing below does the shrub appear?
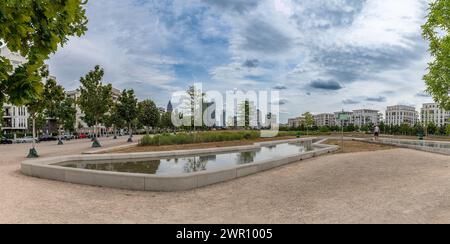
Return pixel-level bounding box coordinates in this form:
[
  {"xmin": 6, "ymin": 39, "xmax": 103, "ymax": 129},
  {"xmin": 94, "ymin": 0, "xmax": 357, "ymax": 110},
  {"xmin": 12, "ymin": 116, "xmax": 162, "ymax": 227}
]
[{"xmin": 139, "ymin": 131, "xmax": 262, "ymax": 146}]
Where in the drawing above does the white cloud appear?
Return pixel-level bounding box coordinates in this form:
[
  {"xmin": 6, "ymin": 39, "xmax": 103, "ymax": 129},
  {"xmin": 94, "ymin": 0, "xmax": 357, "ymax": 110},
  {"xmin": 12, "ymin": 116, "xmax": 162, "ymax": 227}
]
[{"xmin": 46, "ymin": 0, "xmax": 433, "ymax": 121}]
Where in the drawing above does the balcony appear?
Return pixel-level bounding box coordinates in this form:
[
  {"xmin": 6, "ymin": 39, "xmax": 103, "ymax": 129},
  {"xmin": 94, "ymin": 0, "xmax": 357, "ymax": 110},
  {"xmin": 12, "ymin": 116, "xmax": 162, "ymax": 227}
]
[
  {"xmin": 3, "ymin": 107, "xmax": 13, "ymax": 118},
  {"xmin": 2, "ymin": 118, "xmax": 12, "ymax": 128}
]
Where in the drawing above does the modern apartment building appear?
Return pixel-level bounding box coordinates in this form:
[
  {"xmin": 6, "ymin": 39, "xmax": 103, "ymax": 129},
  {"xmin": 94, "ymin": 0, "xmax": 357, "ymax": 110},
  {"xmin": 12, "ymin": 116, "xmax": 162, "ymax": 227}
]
[
  {"xmin": 421, "ymin": 103, "xmax": 450, "ymax": 127},
  {"xmin": 352, "ymin": 109, "xmax": 380, "ymax": 127},
  {"xmin": 1, "ymin": 45, "xmax": 30, "ymax": 133},
  {"xmin": 314, "ymin": 113, "xmax": 335, "ymax": 127},
  {"xmin": 2, "ymin": 105, "xmax": 29, "ymax": 133},
  {"xmin": 67, "ymin": 87, "xmax": 122, "ymax": 131},
  {"xmin": 385, "ymin": 105, "xmax": 418, "ymax": 126},
  {"xmin": 288, "ymin": 117, "xmax": 305, "ymax": 128}
]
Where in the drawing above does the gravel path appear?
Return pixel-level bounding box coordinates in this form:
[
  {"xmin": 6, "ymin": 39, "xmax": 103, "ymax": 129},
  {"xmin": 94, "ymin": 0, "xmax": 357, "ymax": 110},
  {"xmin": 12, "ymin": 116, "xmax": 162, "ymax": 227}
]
[{"xmin": 1, "ymin": 138, "xmax": 450, "ymax": 224}]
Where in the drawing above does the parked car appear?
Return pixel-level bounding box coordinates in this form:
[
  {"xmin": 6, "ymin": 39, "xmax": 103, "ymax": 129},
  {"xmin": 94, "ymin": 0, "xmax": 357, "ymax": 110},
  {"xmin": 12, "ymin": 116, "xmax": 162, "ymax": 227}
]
[
  {"xmin": 62, "ymin": 133, "xmax": 75, "ymax": 140},
  {"xmin": 77, "ymin": 133, "xmax": 88, "ymax": 139},
  {"xmin": 0, "ymin": 137, "xmax": 13, "ymax": 144},
  {"xmin": 16, "ymin": 136, "xmax": 39, "ymax": 144},
  {"xmin": 38, "ymin": 135, "xmax": 57, "ymax": 142}
]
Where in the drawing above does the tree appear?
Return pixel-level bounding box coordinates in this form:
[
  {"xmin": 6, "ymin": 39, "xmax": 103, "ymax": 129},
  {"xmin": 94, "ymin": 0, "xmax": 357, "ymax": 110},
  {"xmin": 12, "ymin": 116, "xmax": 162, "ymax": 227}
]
[
  {"xmin": 28, "ymin": 112, "xmax": 46, "ymax": 136},
  {"xmin": 103, "ymin": 104, "xmax": 124, "ymax": 139},
  {"xmin": 25, "ymin": 67, "xmax": 57, "ymax": 157},
  {"xmin": 78, "ymin": 65, "xmax": 112, "ymax": 147},
  {"xmin": 55, "ymin": 97, "xmax": 77, "ymax": 142},
  {"xmin": 303, "ymin": 112, "xmax": 315, "ymax": 135},
  {"xmin": 399, "ymin": 123, "xmax": 411, "ymax": 135},
  {"xmin": 159, "ymin": 112, "xmax": 174, "ymax": 131},
  {"xmin": 427, "ymin": 122, "xmax": 438, "ymax": 136},
  {"xmin": 379, "ymin": 121, "xmax": 386, "ymax": 134},
  {"xmin": 138, "ymin": 100, "xmax": 160, "ymax": 135},
  {"xmin": 25, "ymin": 68, "xmax": 47, "ymax": 157},
  {"xmin": 0, "ymin": 0, "xmax": 88, "ymax": 106},
  {"xmin": 43, "ymin": 78, "xmax": 65, "ymax": 144},
  {"xmin": 117, "ymin": 89, "xmax": 138, "ymax": 142},
  {"xmin": 43, "ymin": 78, "xmax": 65, "ymax": 119},
  {"xmin": 422, "ymin": 0, "xmax": 450, "ymax": 111},
  {"xmin": 414, "ymin": 123, "xmax": 425, "ymax": 136}
]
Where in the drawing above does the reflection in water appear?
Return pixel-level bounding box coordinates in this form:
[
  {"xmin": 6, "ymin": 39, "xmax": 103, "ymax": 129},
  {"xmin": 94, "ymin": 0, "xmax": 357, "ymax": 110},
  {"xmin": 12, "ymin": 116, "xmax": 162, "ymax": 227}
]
[
  {"xmin": 66, "ymin": 160, "xmax": 161, "ymax": 174},
  {"xmin": 61, "ymin": 141, "xmax": 313, "ymax": 175},
  {"xmin": 236, "ymin": 151, "xmax": 258, "ymax": 165},
  {"xmin": 183, "ymin": 155, "xmax": 216, "ymax": 173}
]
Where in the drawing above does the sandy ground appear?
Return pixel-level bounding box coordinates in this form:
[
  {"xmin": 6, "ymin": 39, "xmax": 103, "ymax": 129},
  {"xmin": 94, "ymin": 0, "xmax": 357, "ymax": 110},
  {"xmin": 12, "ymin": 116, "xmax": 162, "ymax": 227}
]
[{"xmin": 1, "ymin": 136, "xmax": 450, "ymax": 224}]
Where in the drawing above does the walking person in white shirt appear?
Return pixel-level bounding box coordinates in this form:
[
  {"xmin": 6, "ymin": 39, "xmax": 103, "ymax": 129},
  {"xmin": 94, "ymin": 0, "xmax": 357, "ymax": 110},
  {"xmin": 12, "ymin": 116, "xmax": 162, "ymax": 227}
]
[{"xmin": 374, "ymin": 125, "xmax": 380, "ymax": 141}]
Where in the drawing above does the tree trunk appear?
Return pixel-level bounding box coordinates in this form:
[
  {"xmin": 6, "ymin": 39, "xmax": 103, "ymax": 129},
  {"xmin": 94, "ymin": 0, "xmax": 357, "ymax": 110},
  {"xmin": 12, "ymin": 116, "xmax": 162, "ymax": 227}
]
[
  {"xmin": 92, "ymin": 119, "xmax": 102, "ymax": 148},
  {"xmin": 58, "ymin": 123, "xmax": 63, "ymax": 145},
  {"xmin": 27, "ymin": 115, "xmax": 39, "ymax": 158},
  {"xmin": 128, "ymin": 122, "xmax": 133, "ymax": 142},
  {"xmin": 32, "ymin": 117, "xmax": 36, "ymax": 150}
]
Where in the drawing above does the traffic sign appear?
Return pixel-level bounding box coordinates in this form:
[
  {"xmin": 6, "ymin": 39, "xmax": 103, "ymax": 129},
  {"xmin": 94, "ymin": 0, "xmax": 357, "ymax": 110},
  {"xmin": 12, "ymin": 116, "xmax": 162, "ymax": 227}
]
[{"xmin": 338, "ymin": 113, "xmax": 349, "ymax": 121}]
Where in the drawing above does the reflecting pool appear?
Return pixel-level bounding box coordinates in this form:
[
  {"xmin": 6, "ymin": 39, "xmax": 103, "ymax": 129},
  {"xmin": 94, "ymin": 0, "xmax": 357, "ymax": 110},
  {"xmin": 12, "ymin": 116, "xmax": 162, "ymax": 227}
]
[{"xmin": 60, "ymin": 141, "xmax": 312, "ymax": 175}]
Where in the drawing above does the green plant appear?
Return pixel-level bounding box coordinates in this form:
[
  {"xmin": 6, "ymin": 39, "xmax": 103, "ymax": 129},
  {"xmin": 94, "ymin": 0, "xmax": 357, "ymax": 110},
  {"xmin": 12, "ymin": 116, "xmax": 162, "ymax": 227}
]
[
  {"xmin": 422, "ymin": 0, "xmax": 450, "ymax": 111},
  {"xmin": 138, "ymin": 131, "xmax": 261, "ymax": 147}
]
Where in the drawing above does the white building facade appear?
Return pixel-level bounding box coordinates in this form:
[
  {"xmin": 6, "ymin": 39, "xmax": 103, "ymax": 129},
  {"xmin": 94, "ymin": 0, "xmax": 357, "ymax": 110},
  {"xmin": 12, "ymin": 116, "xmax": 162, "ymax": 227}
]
[
  {"xmin": 314, "ymin": 113, "xmax": 335, "ymax": 127},
  {"xmin": 352, "ymin": 109, "xmax": 380, "ymax": 127},
  {"xmin": 385, "ymin": 105, "xmax": 419, "ymax": 126},
  {"xmin": 421, "ymin": 103, "xmax": 450, "ymax": 127},
  {"xmin": 67, "ymin": 88, "xmax": 122, "ymax": 132},
  {"xmin": 288, "ymin": 117, "xmax": 305, "ymax": 128},
  {"xmin": 2, "ymin": 105, "xmax": 28, "ymax": 132},
  {"xmin": 1, "ymin": 46, "xmax": 30, "ymax": 133}
]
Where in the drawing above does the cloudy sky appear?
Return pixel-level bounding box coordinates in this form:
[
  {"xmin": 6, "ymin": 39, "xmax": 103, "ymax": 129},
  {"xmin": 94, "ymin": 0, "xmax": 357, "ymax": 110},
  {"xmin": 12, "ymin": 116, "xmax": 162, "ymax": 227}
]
[{"xmin": 48, "ymin": 0, "xmax": 435, "ymax": 122}]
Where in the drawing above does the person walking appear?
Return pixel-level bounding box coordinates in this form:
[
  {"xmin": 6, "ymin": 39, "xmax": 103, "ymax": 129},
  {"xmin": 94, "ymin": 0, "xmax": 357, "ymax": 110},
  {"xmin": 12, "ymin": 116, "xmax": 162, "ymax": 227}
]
[{"xmin": 374, "ymin": 125, "xmax": 380, "ymax": 141}]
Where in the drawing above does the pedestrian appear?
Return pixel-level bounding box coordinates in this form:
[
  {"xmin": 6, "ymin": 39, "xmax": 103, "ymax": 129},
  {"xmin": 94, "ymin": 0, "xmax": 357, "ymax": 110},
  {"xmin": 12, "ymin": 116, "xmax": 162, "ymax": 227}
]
[{"xmin": 374, "ymin": 125, "xmax": 380, "ymax": 140}]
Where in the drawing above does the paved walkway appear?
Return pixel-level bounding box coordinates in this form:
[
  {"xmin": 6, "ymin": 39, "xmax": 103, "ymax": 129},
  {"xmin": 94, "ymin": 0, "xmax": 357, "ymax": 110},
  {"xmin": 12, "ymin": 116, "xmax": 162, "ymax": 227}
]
[{"xmin": 1, "ymin": 138, "xmax": 450, "ymax": 223}]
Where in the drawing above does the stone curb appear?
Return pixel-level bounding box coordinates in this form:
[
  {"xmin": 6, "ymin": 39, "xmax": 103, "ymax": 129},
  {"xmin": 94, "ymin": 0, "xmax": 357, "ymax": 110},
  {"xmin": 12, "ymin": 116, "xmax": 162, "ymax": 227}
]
[{"xmin": 21, "ymin": 138, "xmax": 339, "ymax": 192}]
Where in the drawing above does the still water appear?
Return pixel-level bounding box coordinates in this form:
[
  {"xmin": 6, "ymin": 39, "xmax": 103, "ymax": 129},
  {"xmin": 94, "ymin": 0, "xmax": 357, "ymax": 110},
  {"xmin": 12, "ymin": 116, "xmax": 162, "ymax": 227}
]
[{"xmin": 60, "ymin": 141, "xmax": 312, "ymax": 175}]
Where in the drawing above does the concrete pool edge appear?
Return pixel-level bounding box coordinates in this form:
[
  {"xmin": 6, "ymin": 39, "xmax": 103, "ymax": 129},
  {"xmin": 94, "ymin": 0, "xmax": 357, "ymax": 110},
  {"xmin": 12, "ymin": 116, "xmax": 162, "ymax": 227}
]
[
  {"xmin": 352, "ymin": 138, "xmax": 450, "ymax": 156},
  {"xmin": 21, "ymin": 138, "xmax": 339, "ymax": 192}
]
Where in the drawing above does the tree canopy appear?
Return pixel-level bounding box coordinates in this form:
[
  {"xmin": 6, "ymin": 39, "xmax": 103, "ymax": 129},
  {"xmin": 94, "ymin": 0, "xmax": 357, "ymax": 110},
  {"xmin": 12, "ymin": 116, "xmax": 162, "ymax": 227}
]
[
  {"xmin": 78, "ymin": 65, "xmax": 113, "ymax": 127},
  {"xmin": 303, "ymin": 112, "xmax": 315, "ymax": 128},
  {"xmin": 138, "ymin": 99, "xmax": 160, "ymax": 133},
  {"xmin": 117, "ymin": 89, "xmax": 138, "ymax": 128},
  {"xmin": 422, "ymin": 0, "xmax": 450, "ymax": 110},
  {"xmin": 43, "ymin": 78, "xmax": 65, "ymax": 120},
  {"xmin": 56, "ymin": 97, "xmax": 77, "ymax": 132},
  {"xmin": 0, "ymin": 0, "xmax": 88, "ymax": 105},
  {"xmin": 26, "ymin": 66, "xmax": 52, "ymax": 119}
]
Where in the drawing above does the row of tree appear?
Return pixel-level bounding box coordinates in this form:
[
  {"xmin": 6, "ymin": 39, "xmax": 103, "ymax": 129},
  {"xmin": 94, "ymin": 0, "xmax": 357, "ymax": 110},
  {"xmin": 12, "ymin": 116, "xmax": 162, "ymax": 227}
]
[
  {"xmin": 282, "ymin": 121, "xmax": 450, "ymax": 137},
  {"xmin": 28, "ymin": 67, "xmax": 77, "ymax": 148},
  {"xmin": 76, "ymin": 65, "xmax": 173, "ymax": 147}
]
